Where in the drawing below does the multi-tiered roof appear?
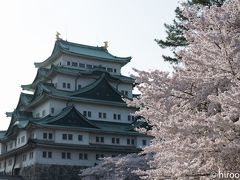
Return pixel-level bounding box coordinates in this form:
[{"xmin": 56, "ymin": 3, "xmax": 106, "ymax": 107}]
[{"xmin": 0, "ymin": 39, "xmax": 146, "ymax": 148}]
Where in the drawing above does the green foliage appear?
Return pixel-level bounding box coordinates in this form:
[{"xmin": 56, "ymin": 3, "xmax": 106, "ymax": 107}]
[{"xmin": 157, "ymin": 0, "xmax": 225, "ymax": 63}]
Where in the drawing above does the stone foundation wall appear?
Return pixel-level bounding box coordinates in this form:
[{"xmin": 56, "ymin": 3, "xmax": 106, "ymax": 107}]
[{"xmin": 20, "ymin": 164, "xmax": 87, "ymax": 180}]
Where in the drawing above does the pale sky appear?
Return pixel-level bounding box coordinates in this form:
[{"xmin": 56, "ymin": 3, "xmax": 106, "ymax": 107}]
[{"xmin": 0, "ymin": 0, "xmax": 178, "ymax": 130}]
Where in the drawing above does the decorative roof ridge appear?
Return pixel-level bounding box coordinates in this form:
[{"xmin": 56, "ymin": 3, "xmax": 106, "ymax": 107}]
[
  {"xmin": 57, "ymin": 39, "xmax": 132, "ymax": 61},
  {"xmin": 57, "ymin": 39, "xmax": 106, "ymax": 52}
]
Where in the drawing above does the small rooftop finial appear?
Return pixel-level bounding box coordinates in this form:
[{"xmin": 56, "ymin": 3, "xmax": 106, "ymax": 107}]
[
  {"xmin": 102, "ymin": 41, "xmax": 108, "ymax": 50},
  {"xmin": 56, "ymin": 32, "xmax": 61, "ymax": 40}
]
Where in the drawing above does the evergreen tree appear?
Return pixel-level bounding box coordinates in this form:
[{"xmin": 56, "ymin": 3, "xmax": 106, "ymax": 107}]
[{"xmin": 156, "ymin": 0, "xmax": 225, "ymax": 63}]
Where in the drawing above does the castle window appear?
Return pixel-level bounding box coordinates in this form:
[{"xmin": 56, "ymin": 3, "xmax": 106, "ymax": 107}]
[
  {"xmin": 42, "ymin": 110, "xmax": 46, "ymax": 117},
  {"xmin": 142, "ymin": 139, "xmax": 147, "ymax": 146},
  {"xmin": 48, "ymin": 133, "xmax": 53, "ymax": 140},
  {"xmin": 72, "ymin": 62, "xmax": 78, "ymax": 67},
  {"xmin": 113, "ymin": 114, "xmax": 117, "ymax": 120},
  {"xmin": 67, "ymin": 83, "xmax": 71, "ymax": 89},
  {"xmin": 88, "ymin": 111, "xmax": 91, "ymax": 117},
  {"xmin": 8, "ymin": 159, "xmax": 12, "ymax": 166},
  {"xmin": 79, "ymin": 153, "xmax": 83, "ymax": 160},
  {"xmin": 62, "ymin": 134, "xmax": 67, "ymax": 140},
  {"xmin": 43, "ymin": 133, "xmax": 47, "ymax": 139},
  {"xmin": 67, "ymin": 152, "xmax": 71, "ymax": 159},
  {"xmin": 103, "ymin": 113, "xmax": 106, "ymax": 119},
  {"xmin": 79, "ymin": 63, "xmax": 85, "ymax": 68},
  {"xmin": 61, "ymin": 152, "xmax": 71, "ymax": 159},
  {"xmin": 86, "ymin": 64, "xmax": 93, "ymax": 69},
  {"xmin": 78, "ymin": 135, "xmax": 83, "ymax": 141},
  {"xmin": 98, "ymin": 112, "xmax": 102, "ymax": 118},
  {"xmin": 48, "ymin": 152, "xmax": 52, "ymax": 158},
  {"xmin": 84, "ymin": 111, "xmax": 91, "ymax": 117},
  {"xmin": 67, "ymin": 61, "xmax": 71, "ymax": 66},
  {"xmin": 112, "ymin": 138, "xmax": 120, "ymax": 144},
  {"xmin": 42, "ymin": 151, "xmax": 47, "ymax": 158},
  {"xmin": 51, "ymin": 107, "xmax": 55, "ymax": 114},
  {"xmin": 131, "ymin": 139, "xmax": 135, "ymax": 145},
  {"xmin": 29, "ymin": 152, "xmax": 34, "ymax": 159},
  {"xmin": 96, "ymin": 136, "xmax": 104, "ymax": 143},
  {"xmin": 80, "ymin": 153, "xmax": 88, "ymax": 160},
  {"xmin": 128, "ymin": 115, "xmax": 131, "ymax": 121},
  {"xmin": 117, "ymin": 114, "xmax": 121, "ymax": 120},
  {"xmin": 78, "ymin": 84, "xmax": 82, "ymax": 90},
  {"xmin": 96, "ymin": 137, "xmax": 99, "ymax": 142},
  {"xmin": 125, "ymin": 91, "xmax": 128, "ymax": 96},
  {"xmin": 84, "ymin": 153, "xmax": 88, "ymax": 160},
  {"xmin": 21, "ymin": 136, "xmax": 25, "ymax": 143},
  {"xmin": 68, "ymin": 134, "xmax": 73, "ymax": 140},
  {"xmin": 62, "ymin": 152, "xmax": 66, "ymax": 159},
  {"xmin": 62, "ymin": 82, "xmax": 66, "ymax": 88},
  {"xmin": 114, "ymin": 69, "xmax": 117, "ymax": 73},
  {"xmin": 22, "ymin": 154, "xmax": 27, "ymax": 161},
  {"xmin": 42, "ymin": 151, "xmax": 52, "ymax": 158},
  {"xmin": 107, "ymin": 68, "xmax": 113, "ymax": 72}
]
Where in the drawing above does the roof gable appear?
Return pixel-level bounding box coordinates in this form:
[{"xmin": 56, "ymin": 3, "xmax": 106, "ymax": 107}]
[
  {"xmin": 72, "ymin": 73, "xmax": 124, "ymax": 102},
  {"xmin": 41, "ymin": 106, "xmax": 99, "ymax": 129}
]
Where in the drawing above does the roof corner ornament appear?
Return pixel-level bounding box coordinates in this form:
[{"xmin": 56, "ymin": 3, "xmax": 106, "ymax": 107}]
[
  {"xmin": 56, "ymin": 32, "xmax": 61, "ymax": 40},
  {"xmin": 102, "ymin": 41, "xmax": 108, "ymax": 50}
]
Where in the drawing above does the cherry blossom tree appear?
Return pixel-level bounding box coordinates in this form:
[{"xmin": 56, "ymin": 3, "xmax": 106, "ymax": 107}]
[
  {"xmin": 80, "ymin": 0, "xmax": 240, "ymax": 179},
  {"xmin": 131, "ymin": 0, "xmax": 240, "ymax": 179},
  {"xmin": 79, "ymin": 154, "xmax": 151, "ymax": 180}
]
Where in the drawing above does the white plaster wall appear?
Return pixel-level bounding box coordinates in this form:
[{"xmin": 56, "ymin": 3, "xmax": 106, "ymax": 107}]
[
  {"xmin": 89, "ymin": 134, "xmax": 137, "ymax": 146},
  {"xmin": 34, "ymin": 148, "xmax": 96, "ymax": 166},
  {"xmin": 61, "ymin": 54, "xmax": 122, "ymax": 75},
  {"xmin": 49, "ymin": 99, "xmax": 66, "ymax": 116},
  {"xmin": 35, "ymin": 98, "xmax": 135, "ymax": 123},
  {"xmin": 16, "ymin": 130, "xmax": 27, "ymax": 148},
  {"xmin": 7, "ymin": 140, "xmax": 16, "ymax": 152},
  {"xmin": 74, "ymin": 103, "xmax": 135, "ymax": 123},
  {"xmin": 0, "ymin": 143, "xmax": 3, "ymax": 154},
  {"xmin": 32, "ymin": 100, "xmax": 50, "ymax": 118},
  {"xmin": 46, "ymin": 56, "xmax": 64, "ymax": 69},
  {"xmin": 76, "ymin": 77, "xmax": 96, "ymax": 89},
  {"xmin": 53, "ymin": 74, "xmax": 75, "ymax": 91},
  {"xmin": 0, "ymin": 160, "xmax": 4, "ymax": 172},
  {"xmin": 55, "ymin": 130, "xmax": 89, "ymax": 145},
  {"xmin": 4, "ymin": 157, "xmax": 14, "ymax": 173},
  {"xmin": 136, "ymin": 136, "xmax": 152, "ymax": 148}
]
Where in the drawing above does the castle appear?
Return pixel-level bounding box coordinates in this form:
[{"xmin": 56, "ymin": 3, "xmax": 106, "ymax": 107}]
[{"xmin": 0, "ymin": 38, "xmax": 150, "ymax": 180}]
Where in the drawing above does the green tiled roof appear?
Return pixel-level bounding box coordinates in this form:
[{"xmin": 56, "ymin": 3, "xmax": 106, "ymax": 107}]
[
  {"xmin": 72, "ymin": 73, "xmax": 124, "ymax": 102},
  {"xmin": 0, "ymin": 131, "xmax": 6, "ymax": 139},
  {"xmin": 16, "ymin": 93, "xmax": 33, "ymax": 110},
  {"xmin": 24, "ymin": 73, "xmax": 128, "ymax": 110},
  {"xmin": 34, "ymin": 40, "xmax": 131, "ymax": 68},
  {"xmin": 0, "ymin": 106, "xmax": 143, "ymax": 140},
  {"xmin": 36, "ymin": 106, "xmax": 99, "ymax": 129}
]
